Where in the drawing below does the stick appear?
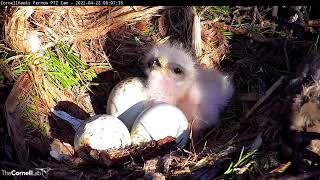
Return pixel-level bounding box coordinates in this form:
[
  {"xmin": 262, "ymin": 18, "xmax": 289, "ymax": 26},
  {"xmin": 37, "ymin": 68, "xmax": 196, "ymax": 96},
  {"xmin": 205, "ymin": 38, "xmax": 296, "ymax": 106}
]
[
  {"xmin": 78, "ymin": 136, "xmax": 176, "ymax": 167},
  {"xmin": 192, "ymin": 7, "xmax": 202, "ymax": 58},
  {"xmin": 245, "ymin": 76, "xmax": 286, "ymax": 118}
]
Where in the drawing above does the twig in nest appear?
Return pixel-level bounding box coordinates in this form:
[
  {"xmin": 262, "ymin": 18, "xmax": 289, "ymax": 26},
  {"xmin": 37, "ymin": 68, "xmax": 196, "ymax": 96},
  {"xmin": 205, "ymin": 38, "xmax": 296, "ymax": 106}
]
[
  {"xmin": 251, "ymin": 6, "xmax": 262, "ymax": 25},
  {"xmin": 245, "ymin": 76, "xmax": 286, "ymax": 119},
  {"xmin": 158, "ymin": 15, "xmax": 166, "ymax": 37},
  {"xmin": 283, "ymin": 39, "xmax": 290, "ymax": 72},
  {"xmin": 78, "ymin": 136, "xmax": 176, "ymax": 167},
  {"xmin": 192, "ymin": 7, "xmax": 202, "ymax": 58}
]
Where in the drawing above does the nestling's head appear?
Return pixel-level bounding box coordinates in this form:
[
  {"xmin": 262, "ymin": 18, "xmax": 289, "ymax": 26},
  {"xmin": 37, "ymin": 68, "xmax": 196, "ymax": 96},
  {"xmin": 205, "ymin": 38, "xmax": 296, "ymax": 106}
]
[
  {"xmin": 144, "ymin": 44, "xmax": 197, "ymax": 96},
  {"xmin": 144, "ymin": 44, "xmax": 198, "ymax": 104}
]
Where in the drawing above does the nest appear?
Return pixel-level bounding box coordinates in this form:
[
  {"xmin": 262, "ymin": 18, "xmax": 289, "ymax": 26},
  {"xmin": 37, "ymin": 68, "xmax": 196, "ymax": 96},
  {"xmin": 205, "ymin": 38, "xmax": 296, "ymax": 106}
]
[
  {"xmin": 3, "ymin": 5, "xmax": 166, "ymax": 166},
  {"xmin": 3, "ymin": 6, "xmax": 320, "ymax": 179},
  {"xmin": 4, "ymin": 6, "xmax": 164, "ymax": 65},
  {"xmin": 1, "ymin": 6, "xmax": 242, "ymax": 179}
]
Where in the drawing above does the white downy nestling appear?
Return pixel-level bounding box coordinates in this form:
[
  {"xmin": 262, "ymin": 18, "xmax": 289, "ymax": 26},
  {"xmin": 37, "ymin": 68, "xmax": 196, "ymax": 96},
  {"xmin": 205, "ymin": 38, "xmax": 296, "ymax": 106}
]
[{"xmin": 144, "ymin": 43, "xmax": 234, "ymax": 140}]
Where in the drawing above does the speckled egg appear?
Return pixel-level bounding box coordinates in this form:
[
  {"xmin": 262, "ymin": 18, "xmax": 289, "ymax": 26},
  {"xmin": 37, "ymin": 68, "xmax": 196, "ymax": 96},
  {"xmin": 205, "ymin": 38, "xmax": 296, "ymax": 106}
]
[
  {"xmin": 131, "ymin": 103, "xmax": 189, "ymax": 148},
  {"xmin": 107, "ymin": 77, "xmax": 148, "ymax": 130},
  {"xmin": 74, "ymin": 114, "xmax": 131, "ymax": 151}
]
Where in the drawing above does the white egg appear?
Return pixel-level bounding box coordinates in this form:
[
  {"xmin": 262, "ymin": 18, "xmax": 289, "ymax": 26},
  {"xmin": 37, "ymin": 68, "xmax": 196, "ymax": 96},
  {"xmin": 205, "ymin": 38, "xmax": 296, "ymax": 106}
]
[
  {"xmin": 107, "ymin": 77, "xmax": 148, "ymax": 130},
  {"xmin": 74, "ymin": 115, "xmax": 131, "ymax": 151},
  {"xmin": 131, "ymin": 103, "xmax": 190, "ymax": 148}
]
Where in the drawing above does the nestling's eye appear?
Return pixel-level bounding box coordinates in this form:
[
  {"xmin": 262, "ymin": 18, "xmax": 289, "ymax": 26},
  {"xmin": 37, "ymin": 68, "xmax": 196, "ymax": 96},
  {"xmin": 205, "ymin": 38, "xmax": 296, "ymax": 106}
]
[{"xmin": 173, "ymin": 67, "xmax": 183, "ymax": 74}]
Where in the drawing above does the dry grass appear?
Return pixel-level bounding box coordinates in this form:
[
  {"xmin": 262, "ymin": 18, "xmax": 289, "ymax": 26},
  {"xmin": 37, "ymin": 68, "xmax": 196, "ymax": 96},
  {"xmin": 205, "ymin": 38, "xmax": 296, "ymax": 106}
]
[{"xmin": 4, "ymin": 6, "xmax": 164, "ymax": 69}]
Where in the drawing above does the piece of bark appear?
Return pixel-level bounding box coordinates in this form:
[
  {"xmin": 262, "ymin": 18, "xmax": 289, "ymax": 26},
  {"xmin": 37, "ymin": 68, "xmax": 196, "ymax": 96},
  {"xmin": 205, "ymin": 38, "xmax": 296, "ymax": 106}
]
[
  {"xmin": 77, "ymin": 136, "xmax": 176, "ymax": 167},
  {"xmin": 5, "ymin": 73, "xmax": 33, "ymax": 165}
]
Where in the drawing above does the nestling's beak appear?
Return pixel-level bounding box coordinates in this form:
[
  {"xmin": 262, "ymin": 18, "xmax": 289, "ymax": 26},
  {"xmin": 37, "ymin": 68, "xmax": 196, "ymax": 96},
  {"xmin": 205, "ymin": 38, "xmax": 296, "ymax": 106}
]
[
  {"xmin": 150, "ymin": 57, "xmax": 161, "ymax": 68},
  {"xmin": 157, "ymin": 56, "xmax": 167, "ymax": 67},
  {"xmin": 150, "ymin": 56, "xmax": 169, "ymax": 76},
  {"xmin": 150, "ymin": 56, "xmax": 167, "ymax": 67}
]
